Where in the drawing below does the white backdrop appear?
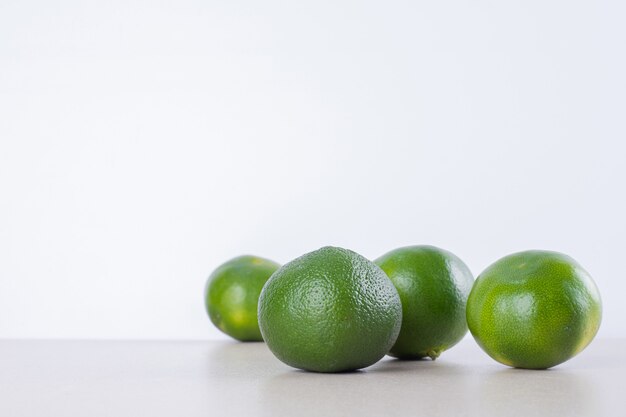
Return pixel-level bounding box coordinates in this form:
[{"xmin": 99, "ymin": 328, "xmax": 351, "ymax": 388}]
[{"xmin": 1, "ymin": 1, "xmax": 624, "ymax": 340}]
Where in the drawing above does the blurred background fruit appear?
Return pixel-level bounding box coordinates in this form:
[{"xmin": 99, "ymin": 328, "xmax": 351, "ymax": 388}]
[{"xmin": 205, "ymin": 255, "xmax": 280, "ymax": 341}]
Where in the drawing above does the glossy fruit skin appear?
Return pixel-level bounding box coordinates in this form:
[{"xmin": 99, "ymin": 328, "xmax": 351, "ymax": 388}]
[
  {"xmin": 258, "ymin": 246, "xmax": 402, "ymax": 373},
  {"xmin": 375, "ymin": 245, "xmax": 474, "ymax": 359},
  {"xmin": 467, "ymin": 250, "xmax": 602, "ymax": 369},
  {"xmin": 205, "ymin": 255, "xmax": 280, "ymax": 342}
]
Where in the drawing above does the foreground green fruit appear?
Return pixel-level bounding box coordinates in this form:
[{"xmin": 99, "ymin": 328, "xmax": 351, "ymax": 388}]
[
  {"xmin": 205, "ymin": 255, "xmax": 280, "ymax": 341},
  {"xmin": 375, "ymin": 245, "xmax": 474, "ymax": 359},
  {"xmin": 467, "ymin": 250, "xmax": 602, "ymax": 369},
  {"xmin": 258, "ymin": 246, "xmax": 402, "ymax": 372}
]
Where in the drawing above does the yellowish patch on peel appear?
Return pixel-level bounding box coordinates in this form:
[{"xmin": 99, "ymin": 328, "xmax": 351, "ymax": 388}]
[
  {"xmin": 491, "ymin": 352, "xmax": 515, "ymax": 367},
  {"xmin": 573, "ymin": 311, "xmax": 601, "ymax": 356},
  {"xmin": 228, "ymin": 310, "xmax": 250, "ymax": 327}
]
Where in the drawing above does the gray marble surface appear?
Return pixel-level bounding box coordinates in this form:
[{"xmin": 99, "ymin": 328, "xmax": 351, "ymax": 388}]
[{"xmin": 0, "ymin": 338, "xmax": 621, "ymax": 417}]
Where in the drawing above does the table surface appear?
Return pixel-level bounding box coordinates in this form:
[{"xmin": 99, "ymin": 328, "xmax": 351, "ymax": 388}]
[{"xmin": 0, "ymin": 338, "xmax": 622, "ymax": 417}]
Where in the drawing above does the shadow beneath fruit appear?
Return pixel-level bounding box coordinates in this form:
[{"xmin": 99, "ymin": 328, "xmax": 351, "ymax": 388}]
[
  {"xmin": 473, "ymin": 367, "xmax": 599, "ymax": 417},
  {"xmin": 207, "ymin": 340, "xmax": 606, "ymax": 417},
  {"xmin": 290, "ymin": 368, "xmax": 364, "ymax": 375},
  {"xmin": 277, "ymin": 355, "xmax": 462, "ymax": 376},
  {"xmin": 366, "ymin": 356, "xmax": 462, "ymax": 374},
  {"xmin": 258, "ymin": 356, "xmax": 476, "ymax": 417}
]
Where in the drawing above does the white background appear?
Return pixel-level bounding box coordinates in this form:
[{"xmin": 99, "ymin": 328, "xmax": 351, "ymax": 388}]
[{"xmin": 1, "ymin": 0, "xmax": 624, "ymax": 340}]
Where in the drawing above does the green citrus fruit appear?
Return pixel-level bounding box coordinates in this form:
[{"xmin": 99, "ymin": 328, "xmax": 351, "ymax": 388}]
[
  {"xmin": 205, "ymin": 255, "xmax": 280, "ymax": 341},
  {"xmin": 467, "ymin": 250, "xmax": 602, "ymax": 369},
  {"xmin": 258, "ymin": 246, "xmax": 402, "ymax": 373},
  {"xmin": 375, "ymin": 245, "xmax": 474, "ymax": 360}
]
